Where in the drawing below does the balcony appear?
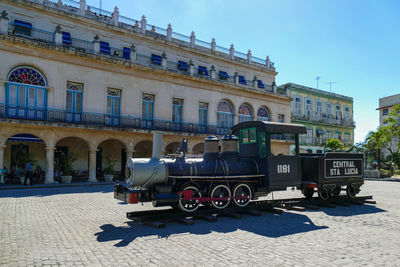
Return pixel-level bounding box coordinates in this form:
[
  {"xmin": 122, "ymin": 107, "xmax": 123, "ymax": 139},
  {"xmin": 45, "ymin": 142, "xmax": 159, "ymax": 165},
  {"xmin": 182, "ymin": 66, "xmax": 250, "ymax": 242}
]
[
  {"xmin": 0, "ymin": 104, "xmax": 231, "ymax": 135},
  {"xmin": 16, "ymin": 0, "xmax": 275, "ymax": 70},
  {"xmin": 291, "ymin": 114, "xmax": 355, "ymax": 127},
  {"xmin": 3, "ymin": 23, "xmax": 282, "ymax": 95}
]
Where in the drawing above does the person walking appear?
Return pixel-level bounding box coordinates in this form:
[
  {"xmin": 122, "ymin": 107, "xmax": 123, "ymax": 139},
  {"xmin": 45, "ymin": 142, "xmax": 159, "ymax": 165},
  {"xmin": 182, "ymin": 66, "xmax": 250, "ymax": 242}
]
[{"xmin": 24, "ymin": 160, "xmax": 33, "ymax": 186}]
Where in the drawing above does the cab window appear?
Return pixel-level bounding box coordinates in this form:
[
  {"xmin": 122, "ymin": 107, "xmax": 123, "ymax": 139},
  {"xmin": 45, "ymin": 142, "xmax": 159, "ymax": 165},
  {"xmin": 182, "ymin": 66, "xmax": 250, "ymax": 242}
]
[{"xmin": 240, "ymin": 127, "xmax": 257, "ymax": 144}]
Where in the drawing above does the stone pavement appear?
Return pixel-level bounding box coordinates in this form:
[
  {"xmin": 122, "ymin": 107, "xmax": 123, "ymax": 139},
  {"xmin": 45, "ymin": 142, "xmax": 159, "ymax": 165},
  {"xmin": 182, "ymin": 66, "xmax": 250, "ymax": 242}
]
[{"xmin": 0, "ymin": 180, "xmax": 399, "ymax": 266}]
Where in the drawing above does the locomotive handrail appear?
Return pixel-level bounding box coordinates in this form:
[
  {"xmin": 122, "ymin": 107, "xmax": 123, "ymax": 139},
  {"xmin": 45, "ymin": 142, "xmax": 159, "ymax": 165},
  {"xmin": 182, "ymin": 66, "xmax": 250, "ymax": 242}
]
[{"xmin": 168, "ymin": 174, "xmax": 265, "ymax": 179}]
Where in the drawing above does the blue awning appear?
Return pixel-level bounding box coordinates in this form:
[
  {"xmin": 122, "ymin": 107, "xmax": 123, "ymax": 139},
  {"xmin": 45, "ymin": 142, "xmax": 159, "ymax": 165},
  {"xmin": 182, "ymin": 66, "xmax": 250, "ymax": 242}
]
[
  {"xmin": 316, "ymin": 129, "xmax": 325, "ymax": 135},
  {"xmin": 62, "ymin": 31, "xmax": 72, "ymax": 45},
  {"xmin": 123, "ymin": 47, "xmax": 131, "ymax": 59},
  {"xmin": 257, "ymin": 80, "xmax": 265, "ymax": 89},
  {"xmin": 198, "ymin": 66, "xmax": 208, "ymax": 76},
  {"xmin": 8, "ymin": 134, "xmax": 43, "ymax": 143},
  {"xmin": 151, "ymin": 54, "xmax": 162, "ymax": 65},
  {"xmin": 14, "ymin": 20, "xmax": 32, "ymax": 29},
  {"xmin": 178, "ymin": 61, "xmax": 189, "ymax": 71},
  {"xmin": 100, "ymin": 41, "xmax": 111, "ymax": 54},
  {"xmin": 219, "ymin": 71, "xmax": 229, "ymax": 80},
  {"xmin": 238, "ymin": 75, "xmax": 247, "ymax": 85}
]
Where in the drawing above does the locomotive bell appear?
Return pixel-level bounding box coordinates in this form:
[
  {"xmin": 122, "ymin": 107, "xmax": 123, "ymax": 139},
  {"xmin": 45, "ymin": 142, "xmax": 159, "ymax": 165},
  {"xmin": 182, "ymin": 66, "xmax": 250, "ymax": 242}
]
[{"xmin": 125, "ymin": 158, "xmax": 168, "ymax": 188}]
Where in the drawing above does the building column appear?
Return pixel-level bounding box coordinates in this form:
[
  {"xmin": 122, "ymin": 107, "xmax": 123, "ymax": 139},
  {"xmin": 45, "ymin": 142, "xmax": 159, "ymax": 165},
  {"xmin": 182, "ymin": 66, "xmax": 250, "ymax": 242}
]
[
  {"xmin": 0, "ymin": 145, "xmax": 5, "ymax": 169},
  {"xmin": 126, "ymin": 149, "xmax": 134, "ymax": 159},
  {"xmin": 0, "ymin": 10, "xmax": 10, "ymax": 35},
  {"xmin": 88, "ymin": 148, "xmax": 97, "ymax": 182},
  {"xmin": 45, "ymin": 147, "xmax": 55, "ymax": 184}
]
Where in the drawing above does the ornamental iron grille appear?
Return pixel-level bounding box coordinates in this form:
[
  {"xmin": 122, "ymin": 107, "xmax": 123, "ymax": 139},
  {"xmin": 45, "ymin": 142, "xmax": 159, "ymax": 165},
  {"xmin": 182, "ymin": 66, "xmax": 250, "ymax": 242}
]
[
  {"xmin": 257, "ymin": 107, "xmax": 270, "ymax": 121},
  {"xmin": 107, "ymin": 88, "xmax": 121, "ymax": 126},
  {"xmin": 217, "ymin": 100, "xmax": 234, "ymax": 134},
  {"xmin": 238, "ymin": 104, "xmax": 253, "ymax": 122},
  {"xmin": 6, "ymin": 66, "xmax": 47, "ymax": 119},
  {"xmin": 66, "ymin": 81, "xmax": 83, "ymax": 123}
]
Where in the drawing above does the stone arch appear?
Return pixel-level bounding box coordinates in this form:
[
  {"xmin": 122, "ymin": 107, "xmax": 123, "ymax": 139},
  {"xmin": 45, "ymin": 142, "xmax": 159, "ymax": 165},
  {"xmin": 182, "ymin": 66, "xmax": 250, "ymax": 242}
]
[
  {"xmin": 97, "ymin": 139, "xmax": 127, "ymax": 177},
  {"xmin": 165, "ymin": 142, "xmax": 180, "ymax": 155},
  {"xmin": 55, "ymin": 136, "xmax": 90, "ymax": 176},
  {"xmin": 7, "ymin": 64, "xmax": 48, "ymax": 86},
  {"xmin": 134, "ymin": 140, "xmax": 153, "ymax": 158},
  {"xmin": 4, "ymin": 133, "xmax": 47, "ymax": 172},
  {"xmin": 257, "ymin": 106, "xmax": 271, "ymax": 121},
  {"xmin": 192, "ymin": 143, "xmax": 205, "ymax": 155},
  {"xmin": 238, "ymin": 102, "xmax": 254, "ymax": 122}
]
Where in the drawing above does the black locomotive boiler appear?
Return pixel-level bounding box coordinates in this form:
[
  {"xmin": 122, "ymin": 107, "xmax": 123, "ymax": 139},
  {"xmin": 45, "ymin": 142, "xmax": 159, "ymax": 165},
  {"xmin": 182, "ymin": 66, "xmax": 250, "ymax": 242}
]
[{"xmin": 114, "ymin": 121, "xmax": 364, "ymax": 212}]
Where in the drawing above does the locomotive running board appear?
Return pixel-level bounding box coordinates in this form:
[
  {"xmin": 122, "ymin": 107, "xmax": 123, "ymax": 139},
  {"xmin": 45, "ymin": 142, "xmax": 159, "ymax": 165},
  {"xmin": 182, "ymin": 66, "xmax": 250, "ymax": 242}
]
[{"xmin": 125, "ymin": 195, "xmax": 375, "ymax": 228}]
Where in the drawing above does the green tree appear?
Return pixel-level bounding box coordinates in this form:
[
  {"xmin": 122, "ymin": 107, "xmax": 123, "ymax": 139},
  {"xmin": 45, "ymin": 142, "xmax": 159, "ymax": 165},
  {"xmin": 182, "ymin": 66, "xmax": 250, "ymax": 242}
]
[{"xmin": 324, "ymin": 138, "xmax": 345, "ymax": 152}]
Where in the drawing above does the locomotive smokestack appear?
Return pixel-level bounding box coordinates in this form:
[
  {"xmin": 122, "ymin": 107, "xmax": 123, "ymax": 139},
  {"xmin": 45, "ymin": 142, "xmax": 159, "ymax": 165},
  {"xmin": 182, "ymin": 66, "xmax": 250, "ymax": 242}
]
[{"xmin": 152, "ymin": 131, "xmax": 163, "ymax": 159}]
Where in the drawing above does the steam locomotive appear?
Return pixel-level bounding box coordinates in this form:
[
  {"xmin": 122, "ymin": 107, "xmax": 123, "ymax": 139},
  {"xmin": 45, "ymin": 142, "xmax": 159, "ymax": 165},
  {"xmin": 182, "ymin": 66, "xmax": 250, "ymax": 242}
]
[{"xmin": 114, "ymin": 121, "xmax": 364, "ymax": 212}]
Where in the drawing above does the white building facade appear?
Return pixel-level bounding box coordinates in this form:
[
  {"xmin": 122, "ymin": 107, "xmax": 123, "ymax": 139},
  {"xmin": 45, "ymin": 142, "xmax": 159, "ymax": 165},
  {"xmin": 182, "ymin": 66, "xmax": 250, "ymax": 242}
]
[{"xmin": 0, "ymin": 0, "xmax": 291, "ymax": 183}]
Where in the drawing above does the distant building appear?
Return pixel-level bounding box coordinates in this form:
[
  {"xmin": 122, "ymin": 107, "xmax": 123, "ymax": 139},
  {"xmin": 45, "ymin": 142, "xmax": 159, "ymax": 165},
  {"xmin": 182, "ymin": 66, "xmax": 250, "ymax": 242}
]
[
  {"xmin": 278, "ymin": 83, "xmax": 355, "ymax": 154},
  {"xmin": 0, "ymin": 0, "xmax": 291, "ymax": 183},
  {"xmin": 377, "ymin": 94, "xmax": 400, "ymax": 158}
]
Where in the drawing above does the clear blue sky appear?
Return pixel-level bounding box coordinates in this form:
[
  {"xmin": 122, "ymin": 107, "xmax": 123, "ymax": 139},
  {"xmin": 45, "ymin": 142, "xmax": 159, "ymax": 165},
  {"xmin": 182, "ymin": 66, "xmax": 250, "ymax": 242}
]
[{"xmin": 87, "ymin": 0, "xmax": 400, "ymax": 143}]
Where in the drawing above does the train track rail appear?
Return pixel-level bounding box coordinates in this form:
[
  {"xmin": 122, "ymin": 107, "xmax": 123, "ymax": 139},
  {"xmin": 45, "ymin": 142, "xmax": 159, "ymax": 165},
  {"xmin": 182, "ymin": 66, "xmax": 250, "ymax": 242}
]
[{"xmin": 126, "ymin": 195, "xmax": 375, "ymax": 228}]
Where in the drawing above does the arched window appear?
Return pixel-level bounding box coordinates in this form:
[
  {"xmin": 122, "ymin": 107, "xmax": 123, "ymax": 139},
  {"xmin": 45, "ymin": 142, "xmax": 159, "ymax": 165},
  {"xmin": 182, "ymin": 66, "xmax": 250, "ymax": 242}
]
[
  {"xmin": 217, "ymin": 100, "xmax": 234, "ymax": 133},
  {"xmin": 6, "ymin": 66, "xmax": 48, "ymax": 119},
  {"xmin": 257, "ymin": 107, "xmax": 270, "ymax": 121},
  {"xmin": 238, "ymin": 104, "xmax": 253, "ymax": 122}
]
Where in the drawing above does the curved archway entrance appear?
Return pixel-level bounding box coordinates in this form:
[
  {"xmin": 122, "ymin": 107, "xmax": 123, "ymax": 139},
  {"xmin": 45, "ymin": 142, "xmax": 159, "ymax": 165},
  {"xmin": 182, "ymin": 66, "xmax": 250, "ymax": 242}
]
[
  {"xmin": 97, "ymin": 139, "xmax": 126, "ymax": 179},
  {"xmin": 134, "ymin": 141, "xmax": 152, "ymax": 158},
  {"xmin": 4, "ymin": 134, "xmax": 46, "ymax": 184},
  {"xmin": 192, "ymin": 143, "xmax": 205, "ymax": 155},
  {"xmin": 55, "ymin": 137, "xmax": 89, "ymax": 182},
  {"xmin": 165, "ymin": 142, "xmax": 180, "ymax": 155}
]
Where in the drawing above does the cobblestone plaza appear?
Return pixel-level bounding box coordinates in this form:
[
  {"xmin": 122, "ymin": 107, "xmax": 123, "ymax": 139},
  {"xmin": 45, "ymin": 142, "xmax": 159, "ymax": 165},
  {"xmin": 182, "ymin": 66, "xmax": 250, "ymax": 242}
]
[{"xmin": 0, "ymin": 180, "xmax": 399, "ymax": 266}]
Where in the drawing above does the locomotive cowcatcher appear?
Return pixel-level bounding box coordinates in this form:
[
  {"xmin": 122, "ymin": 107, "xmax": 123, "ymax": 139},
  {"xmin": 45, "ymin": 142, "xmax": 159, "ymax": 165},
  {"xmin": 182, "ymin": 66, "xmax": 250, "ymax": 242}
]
[{"xmin": 114, "ymin": 121, "xmax": 364, "ymax": 212}]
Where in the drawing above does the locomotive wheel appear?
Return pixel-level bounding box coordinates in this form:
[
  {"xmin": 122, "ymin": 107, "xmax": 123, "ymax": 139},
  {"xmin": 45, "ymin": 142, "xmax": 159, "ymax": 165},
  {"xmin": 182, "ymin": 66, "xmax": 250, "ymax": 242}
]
[
  {"xmin": 332, "ymin": 186, "xmax": 341, "ymax": 197},
  {"xmin": 210, "ymin": 184, "xmax": 231, "ymax": 209},
  {"xmin": 232, "ymin": 184, "xmax": 252, "ymax": 207},
  {"xmin": 302, "ymin": 188, "xmax": 314, "ymax": 199},
  {"xmin": 178, "ymin": 185, "xmax": 202, "ymax": 212},
  {"xmin": 346, "ymin": 184, "xmax": 357, "ymax": 198},
  {"xmin": 318, "ymin": 187, "xmax": 330, "ymax": 200}
]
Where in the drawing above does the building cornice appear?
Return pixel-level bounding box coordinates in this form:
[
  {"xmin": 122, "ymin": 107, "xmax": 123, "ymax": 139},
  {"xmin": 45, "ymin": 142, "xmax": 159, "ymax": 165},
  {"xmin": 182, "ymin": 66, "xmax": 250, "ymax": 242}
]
[
  {"xmin": 279, "ymin": 82, "xmax": 353, "ymax": 103},
  {"xmin": 6, "ymin": 0, "xmax": 277, "ymax": 75}
]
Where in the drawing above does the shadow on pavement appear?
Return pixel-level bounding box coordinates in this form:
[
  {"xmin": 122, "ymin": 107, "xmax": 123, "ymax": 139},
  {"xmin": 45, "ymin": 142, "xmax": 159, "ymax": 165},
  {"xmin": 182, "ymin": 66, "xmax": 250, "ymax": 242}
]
[
  {"xmin": 321, "ymin": 204, "xmax": 386, "ymax": 217},
  {"xmin": 0, "ymin": 184, "xmax": 113, "ymax": 198},
  {"xmin": 95, "ymin": 212, "xmax": 328, "ymax": 247}
]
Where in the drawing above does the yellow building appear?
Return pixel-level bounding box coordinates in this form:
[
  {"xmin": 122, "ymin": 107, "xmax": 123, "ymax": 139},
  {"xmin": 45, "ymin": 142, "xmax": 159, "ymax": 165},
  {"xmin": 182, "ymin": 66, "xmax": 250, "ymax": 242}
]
[{"xmin": 278, "ymin": 83, "xmax": 355, "ymax": 154}]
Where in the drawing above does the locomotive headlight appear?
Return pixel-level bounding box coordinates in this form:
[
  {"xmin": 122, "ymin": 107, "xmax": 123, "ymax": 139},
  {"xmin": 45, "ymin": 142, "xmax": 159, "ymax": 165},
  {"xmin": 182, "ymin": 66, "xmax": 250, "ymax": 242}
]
[{"xmin": 125, "ymin": 158, "xmax": 168, "ymax": 188}]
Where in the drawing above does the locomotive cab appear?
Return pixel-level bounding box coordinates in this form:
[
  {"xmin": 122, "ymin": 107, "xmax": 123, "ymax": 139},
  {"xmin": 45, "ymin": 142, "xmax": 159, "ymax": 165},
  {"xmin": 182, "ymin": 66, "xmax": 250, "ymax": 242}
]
[{"xmin": 231, "ymin": 121, "xmax": 306, "ymax": 191}]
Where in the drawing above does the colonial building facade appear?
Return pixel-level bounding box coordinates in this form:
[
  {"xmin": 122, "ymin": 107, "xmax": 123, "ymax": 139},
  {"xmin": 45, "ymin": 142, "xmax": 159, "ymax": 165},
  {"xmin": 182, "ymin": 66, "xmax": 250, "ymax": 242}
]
[
  {"xmin": 0, "ymin": 0, "xmax": 291, "ymax": 183},
  {"xmin": 377, "ymin": 93, "xmax": 400, "ymax": 158},
  {"xmin": 278, "ymin": 83, "xmax": 355, "ymax": 154}
]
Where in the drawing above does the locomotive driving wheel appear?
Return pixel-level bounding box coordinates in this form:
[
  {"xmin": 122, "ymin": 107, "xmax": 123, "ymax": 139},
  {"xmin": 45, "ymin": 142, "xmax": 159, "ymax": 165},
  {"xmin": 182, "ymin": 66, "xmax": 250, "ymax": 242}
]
[
  {"xmin": 232, "ymin": 184, "xmax": 252, "ymax": 207},
  {"xmin": 178, "ymin": 185, "xmax": 202, "ymax": 212},
  {"xmin": 346, "ymin": 184, "xmax": 358, "ymax": 198},
  {"xmin": 210, "ymin": 184, "xmax": 231, "ymax": 209},
  {"xmin": 318, "ymin": 187, "xmax": 330, "ymax": 200}
]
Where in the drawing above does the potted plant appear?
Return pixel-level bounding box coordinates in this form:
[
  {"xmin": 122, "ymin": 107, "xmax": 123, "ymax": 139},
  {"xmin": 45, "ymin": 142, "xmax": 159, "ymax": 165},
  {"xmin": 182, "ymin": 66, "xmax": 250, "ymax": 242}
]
[
  {"xmin": 14, "ymin": 147, "xmax": 36, "ymax": 185},
  {"xmin": 103, "ymin": 156, "xmax": 116, "ymax": 182},
  {"xmin": 60, "ymin": 152, "xmax": 77, "ymax": 183}
]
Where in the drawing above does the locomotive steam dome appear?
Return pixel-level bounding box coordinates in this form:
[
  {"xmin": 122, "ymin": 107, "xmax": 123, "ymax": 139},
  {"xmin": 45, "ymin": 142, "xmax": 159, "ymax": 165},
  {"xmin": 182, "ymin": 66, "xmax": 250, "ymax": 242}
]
[
  {"xmin": 204, "ymin": 136, "xmax": 219, "ymax": 157},
  {"xmin": 220, "ymin": 134, "xmax": 239, "ymax": 155}
]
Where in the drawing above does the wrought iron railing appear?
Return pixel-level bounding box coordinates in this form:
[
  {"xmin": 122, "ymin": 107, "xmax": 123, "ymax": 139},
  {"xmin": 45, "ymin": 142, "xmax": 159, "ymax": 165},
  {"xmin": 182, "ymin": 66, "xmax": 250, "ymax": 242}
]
[
  {"xmin": 25, "ymin": 0, "xmax": 275, "ymax": 69},
  {"xmin": 0, "ymin": 104, "xmax": 230, "ymax": 135},
  {"xmin": 291, "ymin": 114, "xmax": 355, "ymax": 127}
]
